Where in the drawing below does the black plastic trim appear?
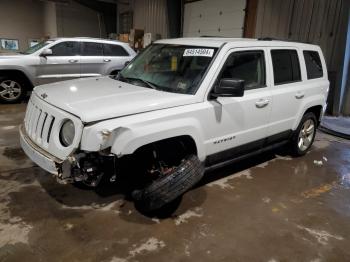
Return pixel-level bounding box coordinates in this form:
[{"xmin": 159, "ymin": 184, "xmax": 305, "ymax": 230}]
[{"xmin": 205, "ymin": 130, "xmax": 293, "ymax": 167}]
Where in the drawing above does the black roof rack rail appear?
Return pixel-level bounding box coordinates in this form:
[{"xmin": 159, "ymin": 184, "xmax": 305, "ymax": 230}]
[
  {"xmin": 257, "ymin": 37, "xmax": 280, "ymax": 41},
  {"xmin": 200, "ymin": 35, "xmax": 226, "ymax": 38},
  {"xmin": 257, "ymin": 37, "xmax": 313, "ymax": 44}
]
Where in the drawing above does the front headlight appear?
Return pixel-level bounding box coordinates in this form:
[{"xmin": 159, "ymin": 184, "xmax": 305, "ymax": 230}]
[{"xmin": 59, "ymin": 119, "xmax": 75, "ymax": 147}]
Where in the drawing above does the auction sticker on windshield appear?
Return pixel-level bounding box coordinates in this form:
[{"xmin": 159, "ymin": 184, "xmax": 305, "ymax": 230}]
[{"xmin": 183, "ymin": 49, "xmax": 214, "ymax": 57}]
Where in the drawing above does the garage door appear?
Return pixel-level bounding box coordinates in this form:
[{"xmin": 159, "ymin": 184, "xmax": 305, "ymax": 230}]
[{"xmin": 183, "ymin": 0, "xmax": 246, "ymax": 37}]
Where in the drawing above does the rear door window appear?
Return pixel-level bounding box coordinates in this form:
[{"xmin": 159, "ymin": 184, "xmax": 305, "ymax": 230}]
[
  {"xmin": 303, "ymin": 51, "xmax": 323, "ymax": 79},
  {"xmin": 81, "ymin": 42, "xmax": 103, "ymax": 56},
  {"xmin": 50, "ymin": 41, "xmax": 80, "ymax": 56},
  {"xmin": 271, "ymin": 49, "xmax": 301, "ymax": 85},
  {"xmin": 103, "ymin": 44, "xmax": 129, "ymax": 56}
]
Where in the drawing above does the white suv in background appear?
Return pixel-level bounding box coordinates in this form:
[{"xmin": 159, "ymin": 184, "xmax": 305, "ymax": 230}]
[
  {"xmin": 20, "ymin": 38, "xmax": 329, "ymax": 212},
  {"xmin": 0, "ymin": 37, "xmax": 136, "ymax": 103}
]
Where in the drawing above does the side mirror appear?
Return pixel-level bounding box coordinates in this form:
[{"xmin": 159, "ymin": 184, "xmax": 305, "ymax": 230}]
[
  {"xmin": 212, "ymin": 78, "xmax": 245, "ymax": 98},
  {"xmin": 40, "ymin": 48, "xmax": 52, "ymax": 57}
]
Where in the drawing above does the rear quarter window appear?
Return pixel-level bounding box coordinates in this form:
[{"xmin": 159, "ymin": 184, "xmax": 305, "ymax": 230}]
[
  {"xmin": 103, "ymin": 44, "xmax": 129, "ymax": 56},
  {"xmin": 303, "ymin": 50, "xmax": 323, "ymax": 79},
  {"xmin": 271, "ymin": 49, "xmax": 301, "ymax": 85}
]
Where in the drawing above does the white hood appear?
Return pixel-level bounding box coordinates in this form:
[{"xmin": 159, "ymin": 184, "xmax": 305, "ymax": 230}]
[{"xmin": 34, "ymin": 77, "xmax": 199, "ymax": 123}]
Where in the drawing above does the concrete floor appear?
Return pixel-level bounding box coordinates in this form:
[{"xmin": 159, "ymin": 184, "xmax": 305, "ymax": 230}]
[{"xmin": 1, "ymin": 104, "xmax": 350, "ymax": 262}]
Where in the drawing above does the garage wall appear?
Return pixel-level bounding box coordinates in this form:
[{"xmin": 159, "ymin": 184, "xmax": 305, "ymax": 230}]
[
  {"xmin": 0, "ymin": 0, "xmax": 44, "ymax": 52},
  {"xmin": 44, "ymin": 1, "xmax": 58, "ymax": 38},
  {"xmin": 183, "ymin": 0, "xmax": 246, "ymax": 37},
  {"xmin": 133, "ymin": 0, "xmax": 168, "ymax": 38},
  {"xmin": 254, "ymin": 0, "xmax": 349, "ymax": 115},
  {"xmin": 255, "ymin": 0, "xmax": 345, "ymax": 71},
  {"xmin": 56, "ymin": 1, "xmax": 106, "ymax": 38}
]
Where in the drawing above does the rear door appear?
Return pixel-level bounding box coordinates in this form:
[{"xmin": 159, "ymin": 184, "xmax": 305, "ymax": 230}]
[
  {"xmin": 80, "ymin": 41, "xmax": 105, "ymax": 78},
  {"xmin": 37, "ymin": 41, "xmax": 81, "ymax": 85},
  {"xmin": 103, "ymin": 43, "xmax": 133, "ymax": 74},
  {"xmin": 267, "ymin": 48, "xmax": 305, "ymax": 138}
]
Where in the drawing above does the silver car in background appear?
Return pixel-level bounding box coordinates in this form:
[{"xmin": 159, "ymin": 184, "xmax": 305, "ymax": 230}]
[{"xmin": 0, "ymin": 37, "xmax": 136, "ymax": 103}]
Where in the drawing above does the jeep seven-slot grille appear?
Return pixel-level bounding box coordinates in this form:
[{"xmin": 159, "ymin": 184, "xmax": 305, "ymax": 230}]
[{"xmin": 24, "ymin": 99, "xmax": 56, "ymax": 148}]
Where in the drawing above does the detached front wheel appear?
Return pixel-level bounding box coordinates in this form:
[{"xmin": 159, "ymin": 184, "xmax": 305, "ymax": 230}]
[{"xmin": 132, "ymin": 154, "xmax": 204, "ymax": 212}]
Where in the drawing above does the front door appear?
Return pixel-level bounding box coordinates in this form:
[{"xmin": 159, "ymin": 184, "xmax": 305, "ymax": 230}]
[
  {"xmin": 36, "ymin": 41, "xmax": 81, "ymax": 85},
  {"xmin": 204, "ymin": 48, "xmax": 272, "ymax": 165}
]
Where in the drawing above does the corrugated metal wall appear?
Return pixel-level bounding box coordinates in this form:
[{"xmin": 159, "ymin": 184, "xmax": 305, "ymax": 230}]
[
  {"xmin": 255, "ymin": 0, "xmax": 346, "ymax": 72},
  {"xmin": 133, "ymin": 0, "xmax": 168, "ymax": 38},
  {"xmin": 254, "ymin": 0, "xmax": 349, "ymax": 115}
]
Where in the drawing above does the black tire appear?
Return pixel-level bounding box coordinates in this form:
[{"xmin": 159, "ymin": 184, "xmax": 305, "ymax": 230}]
[
  {"xmin": 0, "ymin": 76, "xmax": 26, "ymax": 104},
  {"xmin": 132, "ymin": 154, "xmax": 204, "ymax": 212},
  {"xmin": 290, "ymin": 112, "xmax": 317, "ymax": 156},
  {"xmin": 110, "ymin": 70, "xmax": 120, "ymax": 76}
]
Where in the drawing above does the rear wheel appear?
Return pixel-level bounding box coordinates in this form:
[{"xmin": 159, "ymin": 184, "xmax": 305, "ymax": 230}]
[
  {"xmin": 0, "ymin": 76, "xmax": 26, "ymax": 103},
  {"xmin": 290, "ymin": 112, "xmax": 317, "ymax": 156}
]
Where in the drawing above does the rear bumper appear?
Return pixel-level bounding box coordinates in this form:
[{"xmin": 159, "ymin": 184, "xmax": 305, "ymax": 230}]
[{"xmin": 19, "ymin": 125, "xmax": 63, "ymax": 175}]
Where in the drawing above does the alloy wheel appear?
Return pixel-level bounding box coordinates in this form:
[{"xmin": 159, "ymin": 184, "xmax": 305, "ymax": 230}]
[
  {"xmin": 0, "ymin": 80, "xmax": 22, "ymax": 101},
  {"xmin": 297, "ymin": 119, "xmax": 315, "ymax": 152}
]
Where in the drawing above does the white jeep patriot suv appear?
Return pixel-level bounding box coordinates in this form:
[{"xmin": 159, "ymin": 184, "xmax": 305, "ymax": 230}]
[{"xmin": 20, "ymin": 38, "xmax": 329, "ymax": 211}]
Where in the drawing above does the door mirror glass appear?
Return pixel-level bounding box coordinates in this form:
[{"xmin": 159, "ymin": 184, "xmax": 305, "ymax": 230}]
[
  {"xmin": 212, "ymin": 78, "xmax": 245, "ymax": 97},
  {"xmin": 40, "ymin": 48, "xmax": 52, "ymax": 57}
]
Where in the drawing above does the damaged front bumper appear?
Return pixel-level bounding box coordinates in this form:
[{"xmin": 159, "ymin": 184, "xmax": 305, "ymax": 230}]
[
  {"xmin": 20, "ymin": 125, "xmax": 116, "ymax": 186},
  {"xmin": 19, "ymin": 125, "xmax": 63, "ymax": 175}
]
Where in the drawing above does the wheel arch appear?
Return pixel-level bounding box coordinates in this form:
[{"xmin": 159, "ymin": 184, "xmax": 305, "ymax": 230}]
[
  {"xmin": 109, "ymin": 124, "xmax": 205, "ymax": 161},
  {"xmin": 292, "ymin": 96, "xmax": 326, "ymax": 130},
  {"xmin": 132, "ymin": 135, "xmax": 198, "ymax": 156},
  {"xmin": 303, "ymin": 105, "xmax": 323, "ymax": 126},
  {"xmin": 108, "ymin": 69, "xmax": 120, "ymax": 76},
  {"xmin": 0, "ymin": 69, "xmax": 34, "ymax": 90}
]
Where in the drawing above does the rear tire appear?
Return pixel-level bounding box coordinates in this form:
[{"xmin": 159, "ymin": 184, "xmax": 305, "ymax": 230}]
[
  {"xmin": 290, "ymin": 112, "xmax": 317, "ymax": 156},
  {"xmin": 132, "ymin": 154, "xmax": 204, "ymax": 212},
  {"xmin": 0, "ymin": 76, "xmax": 26, "ymax": 103}
]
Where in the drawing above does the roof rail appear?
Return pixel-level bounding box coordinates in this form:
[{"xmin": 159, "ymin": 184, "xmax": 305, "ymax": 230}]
[
  {"xmin": 200, "ymin": 35, "xmax": 226, "ymax": 38},
  {"xmin": 257, "ymin": 37, "xmax": 280, "ymax": 41}
]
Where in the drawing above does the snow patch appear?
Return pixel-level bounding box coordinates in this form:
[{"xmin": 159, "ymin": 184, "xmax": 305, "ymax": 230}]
[
  {"xmin": 175, "ymin": 207, "xmax": 203, "ymax": 225},
  {"xmin": 110, "ymin": 257, "xmax": 128, "ymax": 262},
  {"xmin": 61, "ymin": 200, "xmax": 122, "ymax": 213},
  {"xmin": 275, "ymin": 155, "xmax": 293, "ymax": 161},
  {"xmin": 129, "ymin": 237, "xmax": 165, "ymax": 257},
  {"xmin": 262, "ymin": 197, "xmax": 271, "ymax": 203},
  {"xmin": 207, "ymin": 170, "xmax": 252, "ymax": 189},
  {"xmin": 297, "ymin": 225, "xmax": 344, "ymax": 245},
  {"xmin": 256, "ymin": 161, "xmax": 269, "ymax": 168},
  {"xmin": 0, "ymin": 220, "xmax": 32, "ymax": 246}
]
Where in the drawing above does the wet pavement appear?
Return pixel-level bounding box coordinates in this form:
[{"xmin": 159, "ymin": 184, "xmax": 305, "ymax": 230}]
[{"xmin": 1, "ymin": 103, "xmax": 350, "ymax": 262}]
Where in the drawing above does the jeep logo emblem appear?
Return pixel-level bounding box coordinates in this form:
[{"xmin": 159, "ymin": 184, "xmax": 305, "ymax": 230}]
[{"xmin": 41, "ymin": 93, "xmax": 48, "ymax": 99}]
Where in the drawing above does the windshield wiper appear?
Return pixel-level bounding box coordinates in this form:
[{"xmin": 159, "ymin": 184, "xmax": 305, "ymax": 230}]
[{"xmin": 118, "ymin": 75, "xmax": 158, "ymax": 90}]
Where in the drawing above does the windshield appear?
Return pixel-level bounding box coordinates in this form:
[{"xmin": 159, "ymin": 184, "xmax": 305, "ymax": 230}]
[
  {"xmin": 117, "ymin": 44, "xmax": 218, "ymax": 94},
  {"xmin": 22, "ymin": 40, "xmax": 54, "ymax": 55}
]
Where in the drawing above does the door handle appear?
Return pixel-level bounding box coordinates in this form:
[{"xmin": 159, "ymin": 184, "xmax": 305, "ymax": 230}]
[
  {"xmin": 104, "ymin": 59, "xmax": 111, "ymax": 62},
  {"xmin": 255, "ymin": 99, "xmax": 269, "ymax": 108},
  {"xmin": 295, "ymin": 92, "xmax": 305, "ymax": 99},
  {"xmin": 69, "ymin": 59, "xmax": 78, "ymax": 63}
]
